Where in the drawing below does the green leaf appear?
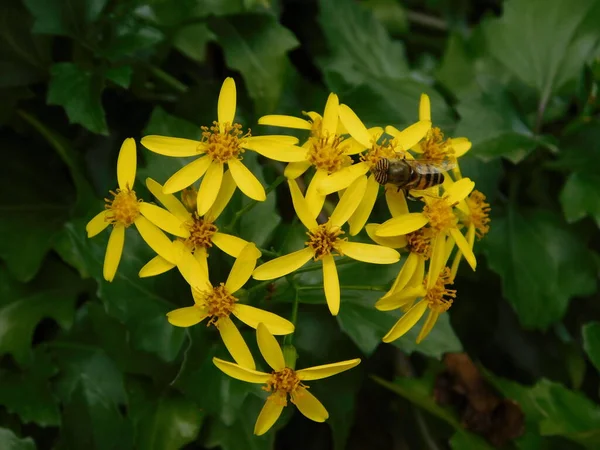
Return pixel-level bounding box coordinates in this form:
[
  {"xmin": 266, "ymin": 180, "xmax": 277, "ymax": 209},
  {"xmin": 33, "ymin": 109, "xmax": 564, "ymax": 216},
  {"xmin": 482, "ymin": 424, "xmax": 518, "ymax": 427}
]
[
  {"xmin": 23, "ymin": 0, "xmax": 108, "ymax": 37},
  {"xmin": 0, "ymin": 260, "xmax": 80, "ymax": 366},
  {"xmin": 318, "ymin": 0, "xmax": 453, "ymax": 128},
  {"xmin": 450, "ymin": 432, "xmax": 498, "ymax": 450},
  {"xmin": 490, "ymin": 376, "xmax": 600, "ymax": 447},
  {"xmin": 209, "ymin": 14, "xmax": 299, "ymax": 114},
  {"xmin": 0, "ymin": 134, "xmax": 73, "ymax": 281},
  {"xmin": 129, "ymin": 384, "xmax": 204, "ymax": 450},
  {"xmin": 0, "ymin": 348, "xmax": 60, "ymax": 427},
  {"xmin": 582, "ymin": 322, "xmax": 600, "ymax": 373},
  {"xmin": 560, "ymin": 173, "xmax": 600, "ymax": 227},
  {"xmin": 454, "ymin": 85, "xmax": 540, "ymax": 163},
  {"xmin": 484, "ymin": 208, "xmax": 597, "ymax": 329},
  {"xmin": 105, "ymin": 66, "xmax": 133, "ymax": 89},
  {"xmin": 174, "ymin": 23, "xmax": 215, "ymax": 62},
  {"xmin": 0, "ymin": 428, "xmax": 35, "ymax": 450},
  {"xmin": 204, "ymin": 395, "xmax": 275, "ymax": 450},
  {"xmin": 61, "ymin": 219, "xmax": 187, "ymax": 362},
  {"xmin": 47, "ymin": 63, "xmax": 108, "ymax": 135},
  {"xmin": 52, "ymin": 344, "xmax": 133, "ymax": 450},
  {"xmin": 436, "ymin": 33, "xmax": 476, "ymax": 97},
  {"xmin": 482, "ymin": 0, "xmax": 600, "ymax": 103}
]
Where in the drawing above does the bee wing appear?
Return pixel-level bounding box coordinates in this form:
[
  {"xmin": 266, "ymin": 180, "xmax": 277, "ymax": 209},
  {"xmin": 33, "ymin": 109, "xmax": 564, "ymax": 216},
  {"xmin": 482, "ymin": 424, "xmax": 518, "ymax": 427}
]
[{"xmin": 405, "ymin": 158, "xmax": 456, "ymax": 174}]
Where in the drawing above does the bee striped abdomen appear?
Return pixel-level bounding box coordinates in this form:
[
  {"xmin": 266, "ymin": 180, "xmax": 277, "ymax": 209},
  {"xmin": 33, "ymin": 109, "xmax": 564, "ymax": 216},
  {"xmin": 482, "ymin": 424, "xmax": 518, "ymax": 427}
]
[
  {"xmin": 374, "ymin": 158, "xmax": 389, "ymax": 185},
  {"xmin": 413, "ymin": 172, "xmax": 445, "ymax": 190}
]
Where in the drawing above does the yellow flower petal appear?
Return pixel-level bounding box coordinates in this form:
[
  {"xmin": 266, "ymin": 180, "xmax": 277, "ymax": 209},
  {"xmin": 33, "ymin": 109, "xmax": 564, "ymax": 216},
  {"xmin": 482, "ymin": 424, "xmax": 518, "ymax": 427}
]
[
  {"xmin": 305, "ymin": 169, "xmax": 328, "ymax": 218},
  {"xmin": 284, "ymin": 160, "xmax": 311, "ymax": 179},
  {"xmin": 173, "ymin": 241, "xmax": 209, "ymax": 289},
  {"xmin": 419, "ymin": 93, "xmax": 431, "ymax": 122},
  {"xmin": 451, "ymin": 223, "xmax": 476, "ymax": 278},
  {"xmin": 256, "ymin": 323, "xmax": 285, "ymax": 371},
  {"xmin": 385, "ymin": 187, "xmax": 409, "ymax": 217},
  {"xmin": 258, "ymin": 114, "xmax": 312, "ymax": 130},
  {"xmin": 321, "ymin": 93, "xmax": 339, "ymax": 137},
  {"xmin": 86, "ymin": 210, "xmax": 110, "ymax": 238},
  {"xmin": 141, "ymin": 135, "xmax": 203, "ymax": 157},
  {"xmin": 375, "ymin": 285, "xmax": 426, "ymax": 311},
  {"xmin": 445, "ymin": 177, "xmax": 474, "ymax": 206},
  {"xmin": 212, "ymin": 232, "xmax": 249, "ymax": 257},
  {"xmin": 416, "ymin": 310, "xmax": 439, "ymax": 343},
  {"xmin": 376, "ymin": 213, "xmax": 429, "ymax": 237},
  {"xmin": 216, "ymin": 316, "xmax": 255, "ymax": 370},
  {"xmin": 254, "ymin": 397, "xmax": 285, "ymax": 436},
  {"xmin": 288, "ymin": 179, "xmax": 318, "ymax": 230},
  {"xmin": 103, "ymin": 225, "xmax": 125, "ymax": 282},
  {"xmin": 248, "ymin": 135, "xmax": 299, "ymax": 145},
  {"xmin": 337, "ymin": 241, "xmax": 400, "ymax": 264},
  {"xmin": 146, "ymin": 178, "xmax": 190, "ymax": 223},
  {"xmin": 365, "ymin": 223, "xmax": 407, "ymax": 248},
  {"xmin": 387, "ymin": 252, "xmax": 419, "ymax": 294},
  {"xmin": 117, "ymin": 138, "xmax": 136, "ymax": 190},
  {"xmin": 330, "ymin": 175, "xmax": 367, "ymax": 228},
  {"xmin": 167, "ymin": 306, "xmax": 207, "ymax": 327},
  {"xmin": 134, "ymin": 216, "xmax": 176, "ymax": 263},
  {"xmin": 139, "ymin": 255, "xmax": 175, "ymax": 278},
  {"xmin": 207, "ymin": 169, "xmax": 237, "ymax": 221},
  {"xmin": 197, "ymin": 162, "xmax": 223, "ymax": 216},
  {"xmin": 391, "ymin": 121, "xmax": 431, "ymax": 151},
  {"xmin": 322, "ymin": 255, "xmax": 340, "ymax": 316},
  {"xmin": 139, "ymin": 203, "xmax": 189, "ymax": 238},
  {"xmin": 449, "ymin": 228, "xmax": 476, "ymax": 271},
  {"xmin": 382, "ymin": 299, "xmax": 428, "ymax": 343},
  {"xmin": 338, "ymin": 104, "xmax": 372, "ymax": 148},
  {"xmin": 228, "ymin": 158, "xmax": 266, "ymax": 201},
  {"xmin": 212, "ymin": 357, "xmax": 270, "ymax": 383},
  {"xmin": 233, "ymin": 304, "xmax": 295, "ymax": 335},
  {"xmin": 450, "ymin": 137, "xmax": 471, "ymax": 158},
  {"xmin": 218, "ymin": 77, "xmax": 236, "ymax": 129},
  {"xmin": 318, "ymin": 162, "xmax": 369, "ymax": 196},
  {"xmin": 428, "ymin": 233, "xmax": 448, "ymax": 289},
  {"xmin": 348, "ymin": 174, "xmax": 380, "ymax": 235},
  {"xmin": 292, "ymin": 387, "xmax": 328, "ymax": 422},
  {"xmin": 243, "ymin": 138, "xmax": 308, "ymax": 162},
  {"xmin": 194, "ymin": 247, "xmax": 209, "ymax": 279},
  {"xmin": 296, "ymin": 358, "xmax": 361, "ymax": 381},
  {"xmin": 252, "ymin": 247, "xmax": 314, "ymax": 280},
  {"xmin": 163, "ymin": 156, "xmax": 212, "ymax": 194},
  {"xmin": 225, "ymin": 243, "xmax": 259, "ymax": 293}
]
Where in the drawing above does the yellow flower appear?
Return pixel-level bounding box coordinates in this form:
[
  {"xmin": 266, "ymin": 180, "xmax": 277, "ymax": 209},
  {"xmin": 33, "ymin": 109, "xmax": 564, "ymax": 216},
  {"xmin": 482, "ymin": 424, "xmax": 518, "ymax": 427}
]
[
  {"xmin": 86, "ymin": 138, "xmax": 181, "ymax": 282},
  {"xmin": 397, "ymin": 94, "xmax": 472, "ymax": 164},
  {"xmin": 138, "ymin": 176, "xmax": 259, "ymax": 288},
  {"xmin": 141, "ymin": 78, "xmax": 307, "ymax": 216},
  {"xmin": 212, "ymin": 323, "xmax": 361, "ymax": 435},
  {"xmin": 166, "ymin": 243, "xmax": 294, "ymax": 369},
  {"xmin": 375, "ymin": 177, "xmax": 477, "ymax": 280},
  {"xmin": 252, "ymin": 179, "xmax": 400, "ymax": 315},
  {"xmin": 317, "ymin": 103, "xmax": 431, "ymax": 235},
  {"xmin": 259, "ymin": 93, "xmax": 364, "ymax": 217},
  {"xmin": 376, "ymin": 265, "xmax": 456, "ymax": 344}
]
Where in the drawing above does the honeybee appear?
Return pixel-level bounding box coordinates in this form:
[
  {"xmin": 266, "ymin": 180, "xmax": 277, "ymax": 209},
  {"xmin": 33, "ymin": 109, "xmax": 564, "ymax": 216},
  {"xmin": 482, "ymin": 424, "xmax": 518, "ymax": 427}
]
[{"xmin": 373, "ymin": 157, "xmax": 456, "ymax": 196}]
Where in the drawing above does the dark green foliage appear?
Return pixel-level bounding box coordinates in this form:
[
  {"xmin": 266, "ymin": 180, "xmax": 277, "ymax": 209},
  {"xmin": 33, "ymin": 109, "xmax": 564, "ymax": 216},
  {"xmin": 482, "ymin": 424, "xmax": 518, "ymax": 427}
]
[{"xmin": 1, "ymin": 0, "xmax": 600, "ymax": 448}]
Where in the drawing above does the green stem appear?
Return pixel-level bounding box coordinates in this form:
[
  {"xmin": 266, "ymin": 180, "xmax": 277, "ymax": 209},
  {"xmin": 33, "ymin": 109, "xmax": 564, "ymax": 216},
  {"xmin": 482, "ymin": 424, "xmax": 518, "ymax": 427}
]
[
  {"xmin": 147, "ymin": 64, "xmax": 188, "ymax": 94},
  {"xmin": 297, "ymin": 284, "xmax": 388, "ymax": 292},
  {"xmin": 226, "ymin": 174, "xmax": 286, "ymax": 231},
  {"xmin": 247, "ymin": 279, "xmax": 277, "ymax": 294},
  {"xmin": 257, "ymin": 247, "xmax": 280, "ymax": 259},
  {"xmin": 293, "ymin": 257, "xmax": 356, "ymax": 275},
  {"xmin": 283, "ymin": 281, "xmax": 300, "ymax": 347}
]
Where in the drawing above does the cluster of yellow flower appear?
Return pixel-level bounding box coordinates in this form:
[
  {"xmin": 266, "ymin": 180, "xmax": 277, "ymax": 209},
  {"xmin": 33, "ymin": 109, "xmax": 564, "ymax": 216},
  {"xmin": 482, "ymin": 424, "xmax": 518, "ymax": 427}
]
[{"xmin": 85, "ymin": 77, "xmax": 490, "ymax": 435}]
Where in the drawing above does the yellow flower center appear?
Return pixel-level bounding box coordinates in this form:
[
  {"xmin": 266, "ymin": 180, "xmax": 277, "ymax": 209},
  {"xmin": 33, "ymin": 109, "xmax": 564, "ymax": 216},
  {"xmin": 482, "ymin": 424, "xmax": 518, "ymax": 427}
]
[
  {"xmin": 185, "ymin": 214, "xmax": 218, "ymax": 251},
  {"xmin": 406, "ymin": 227, "xmax": 432, "ymax": 260},
  {"xmin": 306, "ymin": 223, "xmax": 345, "ymax": 260},
  {"xmin": 464, "ymin": 190, "xmax": 491, "ymax": 239},
  {"xmin": 306, "ymin": 133, "xmax": 351, "ymax": 173},
  {"xmin": 181, "ymin": 186, "xmax": 198, "ymax": 213},
  {"xmin": 201, "ymin": 122, "xmax": 249, "ymax": 163},
  {"xmin": 104, "ymin": 188, "xmax": 141, "ymax": 227},
  {"xmin": 423, "ymin": 198, "xmax": 457, "ymax": 233},
  {"xmin": 360, "ymin": 138, "xmax": 399, "ymax": 171},
  {"xmin": 421, "ymin": 127, "xmax": 453, "ymax": 162},
  {"xmin": 263, "ymin": 367, "xmax": 304, "ymax": 406},
  {"xmin": 197, "ymin": 283, "xmax": 237, "ymax": 324},
  {"xmin": 424, "ymin": 267, "xmax": 456, "ymax": 313}
]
